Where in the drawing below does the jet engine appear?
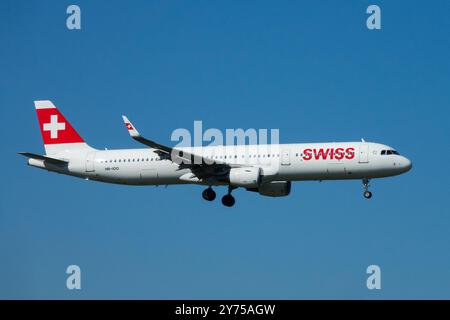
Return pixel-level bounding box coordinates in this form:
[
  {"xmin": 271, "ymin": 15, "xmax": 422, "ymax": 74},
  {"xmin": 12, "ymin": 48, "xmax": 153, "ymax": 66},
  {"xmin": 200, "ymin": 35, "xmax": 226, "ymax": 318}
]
[
  {"xmin": 229, "ymin": 167, "xmax": 261, "ymax": 188},
  {"xmin": 256, "ymin": 181, "xmax": 291, "ymax": 197}
]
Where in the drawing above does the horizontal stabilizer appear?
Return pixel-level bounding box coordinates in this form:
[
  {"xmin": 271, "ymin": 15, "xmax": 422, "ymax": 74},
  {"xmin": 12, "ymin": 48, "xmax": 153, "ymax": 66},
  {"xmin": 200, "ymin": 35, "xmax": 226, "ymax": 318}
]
[{"xmin": 18, "ymin": 152, "xmax": 68, "ymax": 165}]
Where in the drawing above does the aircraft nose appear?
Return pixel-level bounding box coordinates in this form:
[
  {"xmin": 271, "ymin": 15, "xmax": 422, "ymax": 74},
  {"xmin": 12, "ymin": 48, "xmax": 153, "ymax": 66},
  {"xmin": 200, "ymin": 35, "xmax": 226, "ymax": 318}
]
[{"xmin": 403, "ymin": 157, "xmax": 412, "ymax": 172}]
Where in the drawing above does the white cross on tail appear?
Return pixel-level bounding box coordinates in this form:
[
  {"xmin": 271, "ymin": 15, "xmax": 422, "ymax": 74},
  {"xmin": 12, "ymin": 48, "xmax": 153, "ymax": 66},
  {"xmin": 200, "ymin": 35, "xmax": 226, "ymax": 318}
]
[{"xmin": 43, "ymin": 115, "xmax": 66, "ymax": 139}]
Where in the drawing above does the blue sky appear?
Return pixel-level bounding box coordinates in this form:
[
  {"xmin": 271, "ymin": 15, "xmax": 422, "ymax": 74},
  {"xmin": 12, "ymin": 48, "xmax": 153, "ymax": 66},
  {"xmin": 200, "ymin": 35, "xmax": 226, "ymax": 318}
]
[{"xmin": 1, "ymin": 0, "xmax": 449, "ymax": 299}]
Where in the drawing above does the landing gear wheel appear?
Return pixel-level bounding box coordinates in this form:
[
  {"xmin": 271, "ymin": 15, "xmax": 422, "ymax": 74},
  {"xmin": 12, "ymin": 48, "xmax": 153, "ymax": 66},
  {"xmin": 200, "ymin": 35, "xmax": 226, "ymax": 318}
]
[
  {"xmin": 362, "ymin": 178, "xmax": 372, "ymax": 199},
  {"xmin": 202, "ymin": 187, "xmax": 216, "ymax": 201},
  {"xmin": 221, "ymin": 194, "xmax": 235, "ymax": 207},
  {"xmin": 363, "ymin": 191, "xmax": 372, "ymax": 199}
]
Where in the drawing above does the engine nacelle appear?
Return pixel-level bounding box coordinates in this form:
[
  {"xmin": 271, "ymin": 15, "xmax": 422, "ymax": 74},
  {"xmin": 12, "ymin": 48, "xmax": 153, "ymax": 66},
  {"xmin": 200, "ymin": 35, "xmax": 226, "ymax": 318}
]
[
  {"xmin": 229, "ymin": 167, "xmax": 261, "ymax": 188},
  {"xmin": 257, "ymin": 181, "xmax": 291, "ymax": 197}
]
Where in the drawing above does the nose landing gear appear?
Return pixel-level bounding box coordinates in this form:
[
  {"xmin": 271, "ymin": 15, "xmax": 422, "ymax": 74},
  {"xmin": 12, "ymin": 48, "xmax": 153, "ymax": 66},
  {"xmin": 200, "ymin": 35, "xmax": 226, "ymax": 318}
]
[{"xmin": 362, "ymin": 178, "xmax": 372, "ymax": 199}]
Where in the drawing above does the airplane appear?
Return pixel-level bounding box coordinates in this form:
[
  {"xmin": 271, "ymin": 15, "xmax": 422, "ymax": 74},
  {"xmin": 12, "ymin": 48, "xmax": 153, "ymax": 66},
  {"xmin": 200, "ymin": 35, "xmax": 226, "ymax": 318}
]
[{"xmin": 19, "ymin": 100, "xmax": 412, "ymax": 207}]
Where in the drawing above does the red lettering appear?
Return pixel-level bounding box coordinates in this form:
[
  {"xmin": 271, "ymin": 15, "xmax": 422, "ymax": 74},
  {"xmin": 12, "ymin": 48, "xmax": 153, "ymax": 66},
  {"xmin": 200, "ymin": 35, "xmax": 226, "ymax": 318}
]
[
  {"xmin": 303, "ymin": 147, "xmax": 355, "ymax": 160},
  {"xmin": 345, "ymin": 147, "xmax": 355, "ymax": 159},
  {"xmin": 315, "ymin": 148, "xmax": 329, "ymax": 160},
  {"xmin": 335, "ymin": 147, "xmax": 344, "ymax": 160},
  {"xmin": 303, "ymin": 148, "xmax": 312, "ymax": 160}
]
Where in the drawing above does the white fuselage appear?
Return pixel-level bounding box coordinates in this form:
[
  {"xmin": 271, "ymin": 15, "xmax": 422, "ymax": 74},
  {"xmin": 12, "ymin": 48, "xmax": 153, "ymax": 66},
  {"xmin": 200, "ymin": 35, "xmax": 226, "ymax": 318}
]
[{"xmin": 29, "ymin": 142, "xmax": 412, "ymax": 186}]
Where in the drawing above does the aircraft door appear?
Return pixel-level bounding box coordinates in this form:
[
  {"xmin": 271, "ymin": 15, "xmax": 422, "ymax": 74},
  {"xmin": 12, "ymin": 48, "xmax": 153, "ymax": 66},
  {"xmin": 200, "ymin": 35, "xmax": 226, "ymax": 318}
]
[
  {"xmin": 358, "ymin": 145, "xmax": 369, "ymax": 163},
  {"xmin": 85, "ymin": 152, "xmax": 96, "ymax": 172},
  {"xmin": 281, "ymin": 149, "xmax": 291, "ymax": 166}
]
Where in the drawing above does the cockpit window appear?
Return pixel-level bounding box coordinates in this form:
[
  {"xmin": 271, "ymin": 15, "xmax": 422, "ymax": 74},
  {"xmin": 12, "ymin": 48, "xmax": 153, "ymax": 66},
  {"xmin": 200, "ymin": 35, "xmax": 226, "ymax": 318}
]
[{"xmin": 381, "ymin": 149, "xmax": 400, "ymax": 155}]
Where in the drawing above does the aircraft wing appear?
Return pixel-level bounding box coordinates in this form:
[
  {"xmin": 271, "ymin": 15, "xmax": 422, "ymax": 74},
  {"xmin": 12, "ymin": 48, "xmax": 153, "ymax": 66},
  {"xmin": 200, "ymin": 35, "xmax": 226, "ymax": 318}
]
[{"xmin": 121, "ymin": 115, "xmax": 238, "ymax": 168}]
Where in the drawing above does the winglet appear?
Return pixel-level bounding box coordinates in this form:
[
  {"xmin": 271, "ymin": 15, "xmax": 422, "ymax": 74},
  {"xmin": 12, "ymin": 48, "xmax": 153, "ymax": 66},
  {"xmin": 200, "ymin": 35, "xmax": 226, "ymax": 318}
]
[{"xmin": 122, "ymin": 115, "xmax": 141, "ymax": 138}]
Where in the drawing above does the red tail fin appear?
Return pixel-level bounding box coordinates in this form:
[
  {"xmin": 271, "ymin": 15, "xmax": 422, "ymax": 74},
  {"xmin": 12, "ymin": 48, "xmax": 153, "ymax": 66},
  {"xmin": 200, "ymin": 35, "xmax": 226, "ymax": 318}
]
[
  {"xmin": 34, "ymin": 100, "xmax": 93, "ymax": 155},
  {"xmin": 35, "ymin": 100, "xmax": 84, "ymax": 144}
]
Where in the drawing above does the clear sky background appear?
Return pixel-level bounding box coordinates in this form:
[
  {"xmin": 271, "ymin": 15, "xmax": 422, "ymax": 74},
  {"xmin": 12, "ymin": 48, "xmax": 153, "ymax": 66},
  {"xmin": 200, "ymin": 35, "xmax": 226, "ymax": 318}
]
[{"xmin": 1, "ymin": 0, "xmax": 449, "ymax": 299}]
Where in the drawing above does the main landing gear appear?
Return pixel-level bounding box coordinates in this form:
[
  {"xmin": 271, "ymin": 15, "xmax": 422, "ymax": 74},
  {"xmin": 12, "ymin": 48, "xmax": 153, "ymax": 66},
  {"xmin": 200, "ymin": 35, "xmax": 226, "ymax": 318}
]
[
  {"xmin": 362, "ymin": 178, "xmax": 372, "ymax": 199},
  {"xmin": 202, "ymin": 186, "xmax": 236, "ymax": 207},
  {"xmin": 221, "ymin": 186, "xmax": 236, "ymax": 207},
  {"xmin": 202, "ymin": 187, "xmax": 216, "ymax": 201}
]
